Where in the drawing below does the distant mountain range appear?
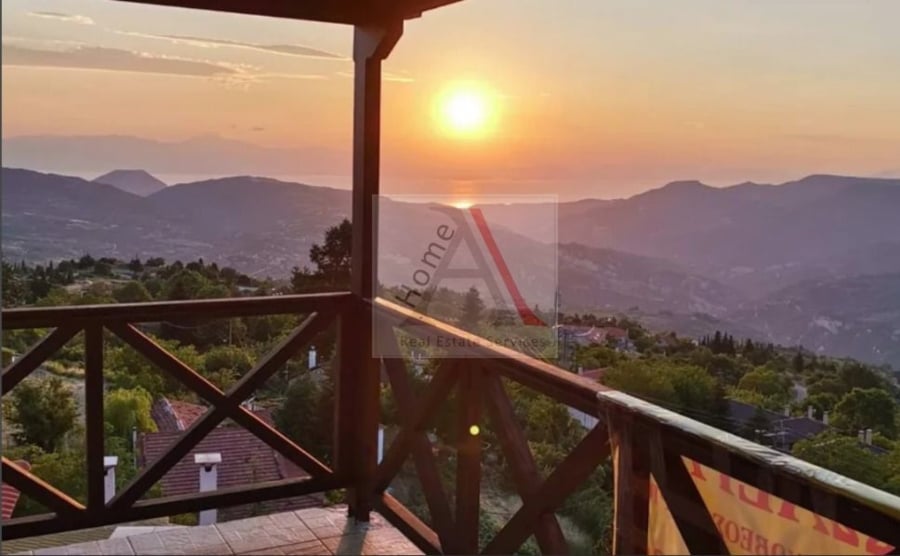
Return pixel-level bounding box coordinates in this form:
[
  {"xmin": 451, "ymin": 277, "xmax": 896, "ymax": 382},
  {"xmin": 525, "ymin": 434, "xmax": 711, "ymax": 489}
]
[
  {"xmin": 1, "ymin": 134, "xmax": 348, "ymax": 177},
  {"xmin": 2, "ymin": 166, "xmax": 898, "ymax": 368}
]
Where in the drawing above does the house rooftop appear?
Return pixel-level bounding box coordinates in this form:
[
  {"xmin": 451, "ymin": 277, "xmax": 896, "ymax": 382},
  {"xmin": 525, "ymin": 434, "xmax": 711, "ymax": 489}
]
[
  {"xmin": 152, "ymin": 398, "xmax": 209, "ymax": 432},
  {"xmin": 141, "ymin": 398, "xmax": 321, "ymax": 522},
  {"xmin": 139, "ymin": 426, "xmax": 321, "ymax": 522}
]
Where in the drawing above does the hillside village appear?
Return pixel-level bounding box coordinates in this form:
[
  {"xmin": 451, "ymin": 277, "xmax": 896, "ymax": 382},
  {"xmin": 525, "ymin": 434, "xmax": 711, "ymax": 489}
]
[{"xmin": 4, "ymin": 221, "xmax": 900, "ymax": 551}]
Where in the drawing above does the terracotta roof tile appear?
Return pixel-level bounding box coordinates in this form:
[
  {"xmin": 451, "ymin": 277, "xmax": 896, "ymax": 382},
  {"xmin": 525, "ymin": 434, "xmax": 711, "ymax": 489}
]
[
  {"xmin": 600, "ymin": 327, "xmax": 629, "ymax": 340},
  {"xmin": 139, "ymin": 418, "xmax": 322, "ymax": 522},
  {"xmin": 2, "ymin": 460, "xmax": 30, "ymax": 520},
  {"xmin": 151, "ymin": 398, "xmax": 209, "ymax": 432}
]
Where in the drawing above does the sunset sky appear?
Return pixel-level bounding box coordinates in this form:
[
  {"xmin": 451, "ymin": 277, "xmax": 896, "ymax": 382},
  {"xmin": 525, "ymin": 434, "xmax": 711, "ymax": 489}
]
[{"xmin": 2, "ymin": 0, "xmax": 900, "ymax": 199}]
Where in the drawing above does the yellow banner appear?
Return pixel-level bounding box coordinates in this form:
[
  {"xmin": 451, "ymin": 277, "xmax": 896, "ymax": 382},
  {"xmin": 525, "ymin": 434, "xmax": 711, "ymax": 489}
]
[{"xmin": 645, "ymin": 457, "xmax": 894, "ymax": 556}]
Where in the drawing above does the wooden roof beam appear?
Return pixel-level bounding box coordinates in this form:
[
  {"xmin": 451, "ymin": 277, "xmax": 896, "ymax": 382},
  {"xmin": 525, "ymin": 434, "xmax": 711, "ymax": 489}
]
[{"xmin": 114, "ymin": 0, "xmax": 464, "ymax": 25}]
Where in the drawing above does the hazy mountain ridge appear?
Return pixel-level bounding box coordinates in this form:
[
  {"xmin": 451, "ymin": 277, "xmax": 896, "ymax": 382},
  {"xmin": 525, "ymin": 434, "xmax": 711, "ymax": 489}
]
[
  {"xmin": 2, "ymin": 166, "xmax": 898, "ymax": 367},
  {"xmin": 554, "ymin": 175, "xmax": 900, "ymax": 296},
  {"xmin": 2, "ymin": 134, "xmax": 348, "ymax": 177},
  {"xmin": 730, "ymin": 273, "xmax": 900, "ymax": 367},
  {"xmin": 94, "ymin": 169, "xmax": 167, "ymax": 196}
]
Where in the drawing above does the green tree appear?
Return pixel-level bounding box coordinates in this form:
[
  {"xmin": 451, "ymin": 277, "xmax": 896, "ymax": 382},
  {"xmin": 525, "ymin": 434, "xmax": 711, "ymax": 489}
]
[
  {"xmin": 602, "ymin": 359, "xmax": 676, "ymax": 407},
  {"xmin": 831, "ymin": 388, "xmax": 898, "ymax": 439},
  {"xmin": 309, "ymin": 219, "xmax": 352, "ymax": 288},
  {"xmin": 104, "ymin": 387, "xmax": 157, "ymax": 439},
  {"xmin": 603, "ymin": 358, "xmax": 726, "ymax": 427},
  {"xmin": 105, "ymin": 339, "xmax": 204, "ymax": 400},
  {"xmin": 196, "ymin": 283, "xmax": 231, "ymax": 299},
  {"xmin": 2, "ymin": 261, "xmax": 28, "ymax": 306},
  {"xmin": 7, "ymin": 377, "xmax": 78, "ymax": 452},
  {"xmin": 93, "ymin": 261, "xmax": 112, "ymax": 276},
  {"xmin": 290, "ymin": 267, "xmax": 320, "ymax": 294},
  {"xmin": 2, "ymin": 347, "xmax": 15, "ymax": 366},
  {"xmin": 561, "ymin": 466, "xmax": 614, "ymax": 555},
  {"xmin": 460, "ymin": 286, "xmax": 485, "ymax": 330},
  {"xmin": 34, "ymin": 286, "xmax": 75, "ymax": 307},
  {"xmin": 163, "ymin": 269, "xmax": 209, "ymax": 300},
  {"xmin": 803, "ymin": 392, "xmax": 839, "ymax": 418},
  {"xmin": 793, "ymin": 432, "xmax": 887, "ymax": 488},
  {"xmin": 204, "ymin": 345, "xmax": 255, "ymax": 377},
  {"xmin": 701, "ymin": 353, "xmax": 747, "ymax": 386},
  {"xmin": 736, "ymin": 367, "xmax": 792, "ymax": 406},
  {"xmin": 274, "ymin": 373, "xmax": 333, "ymax": 463},
  {"xmin": 792, "ymin": 350, "xmax": 805, "ymax": 374},
  {"xmin": 808, "ymin": 376, "xmax": 847, "ymax": 398},
  {"xmin": 244, "ymin": 314, "xmax": 297, "ymax": 344},
  {"xmin": 77, "ymin": 254, "xmax": 96, "ymax": 269},
  {"xmin": 839, "ymin": 363, "xmax": 889, "ymax": 392},
  {"xmin": 77, "ymin": 282, "xmax": 117, "ymax": 305},
  {"xmin": 113, "ymin": 281, "xmax": 152, "ymax": 303},
  {"xmin": 740, "ymin": 407, "xmax": 773, "ymax": 444},
  {"xmin": 574, "ymin": 344, "xmax": 621, "ymax": 370},
  {"xmin": 4, "ymin": 445, "xmax": 88, "ymax": 515}
]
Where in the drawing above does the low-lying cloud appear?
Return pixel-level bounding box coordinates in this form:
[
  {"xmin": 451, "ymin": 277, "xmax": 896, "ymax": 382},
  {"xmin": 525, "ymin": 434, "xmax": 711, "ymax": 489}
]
[
  {"xmin": 2, "ymin": 44, "xmax": 239, "ymax": 78},
  {"xmin": 28, "ymin": 11, "xmax": 95, "ymax": 25},
  {"xmin": 120, "ymin": 31, "xmax": 345, "ymax": 60}
]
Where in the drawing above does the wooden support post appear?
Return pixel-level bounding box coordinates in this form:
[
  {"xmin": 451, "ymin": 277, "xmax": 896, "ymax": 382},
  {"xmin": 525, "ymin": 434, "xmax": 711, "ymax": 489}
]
[
  {"xmin": 84, "ymin": 325, "xmax": 106, "ymax": 511},
  {"xmin": 338, "ymin": 21, "xmax": 403, "ymax": 523}
]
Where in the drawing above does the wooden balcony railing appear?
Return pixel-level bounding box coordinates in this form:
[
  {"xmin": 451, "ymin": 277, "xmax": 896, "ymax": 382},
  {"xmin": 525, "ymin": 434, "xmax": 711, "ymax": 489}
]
[{"xmin": 3, "ymin": 294, "xmax": 900, "ymax": 555}]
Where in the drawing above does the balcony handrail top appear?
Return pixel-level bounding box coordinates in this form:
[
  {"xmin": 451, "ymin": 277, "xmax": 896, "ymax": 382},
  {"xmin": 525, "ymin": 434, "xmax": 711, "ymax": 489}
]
[
  {"xmin": 599, "ymin": 389, "xmax": 900, "ymax": 521},
  {"xmin": 373, "ymin": 296, "xmax": 900, "ymax": 520},
  {"xmin": 374, "ymin": 296, "xmax": 608, "ymax": 415},
  {"xmin": 1, "ymin": 291, "xmax": 353, "ymax": 329}
]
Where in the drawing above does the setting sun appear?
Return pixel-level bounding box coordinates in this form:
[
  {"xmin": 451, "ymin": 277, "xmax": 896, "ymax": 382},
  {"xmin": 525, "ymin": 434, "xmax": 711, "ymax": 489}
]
[
  {"xmin": 435, "ymin": 84, "xmax": 496, "ymax": 138},
  {"xmin": 444, "ymin": 92, "xmax": 486, "ymax": 132}
]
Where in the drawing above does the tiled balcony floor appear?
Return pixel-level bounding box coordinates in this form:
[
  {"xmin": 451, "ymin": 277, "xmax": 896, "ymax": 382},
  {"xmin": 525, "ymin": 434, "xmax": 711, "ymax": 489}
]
[{"xmin": 11, "ymin": 506, "xmax": 423, "ymax": 555}]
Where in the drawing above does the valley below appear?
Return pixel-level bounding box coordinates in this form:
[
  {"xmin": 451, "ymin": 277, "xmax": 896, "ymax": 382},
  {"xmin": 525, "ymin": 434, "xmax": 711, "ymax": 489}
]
[{"xmin": 3, "ymin": 166, "xmax": 899, "ymax": 369}]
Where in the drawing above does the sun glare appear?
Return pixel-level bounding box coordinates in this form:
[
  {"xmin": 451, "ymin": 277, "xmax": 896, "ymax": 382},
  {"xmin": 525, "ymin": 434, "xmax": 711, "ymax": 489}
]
[
  {"xmin": 436, "ymin": 84, "xmax": 495, "ymax": 138},
  {"xmin": 445, "ymin": 92, "xmax": 486, "ymax": 131}
]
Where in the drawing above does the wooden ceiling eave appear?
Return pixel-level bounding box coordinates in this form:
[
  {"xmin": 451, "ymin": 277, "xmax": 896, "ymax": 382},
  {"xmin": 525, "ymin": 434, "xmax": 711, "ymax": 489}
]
[{"xmin": 114, "ymin": 0, "xmax": 465, "ymax": 25}]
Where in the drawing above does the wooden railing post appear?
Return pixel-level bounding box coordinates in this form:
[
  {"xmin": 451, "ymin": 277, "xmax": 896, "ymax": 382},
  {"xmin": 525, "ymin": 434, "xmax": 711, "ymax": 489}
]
[
  {"xmin": 455, "ymin": 365, "xmax": 483, "ymax": 554},
  {"xmin": 84, "ymin": 325, "xmax": 106, "ymax": 512},
  {"xmin": 608, "ymin": 410, "xmax": 649, "ymax": 556}
]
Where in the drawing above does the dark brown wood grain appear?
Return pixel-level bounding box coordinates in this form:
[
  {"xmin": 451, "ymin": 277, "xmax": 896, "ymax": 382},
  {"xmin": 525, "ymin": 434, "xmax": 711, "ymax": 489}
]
[
  {"xmin": 455, "ymin": 366, "xmax": 483, "ymax": 554},
  {"xmin": 483, "ymin": 372, "xmax": 568, "ymax": 554},
  {"xmin": 374, "ymin": 361, "xmax": 459, "ymax": 492},
  {"xmin": 1, "ymin": 325, "xmax": 81, "ymax": 393},
  {"xmin": 382, "ymin": 344, "xmax": 455, "ymax": 549},
  {"xmin": 652, "ymin": 428, "xmax": 728, "ymax": 554},
  {"xmin": 376, "ymin": 493, "xmax": 443, "ymax": 555},
  {"xmin": 484, "ymin": 423, "xmax": 611, "ymax": 554},
  {"xmin": 1, "ymin": 292, "xmax": 350, "ymax": 329},
  {"xmin": 108, "ymin": 312, "xmax": 332, "ymax": 510},
  {"xmin": 0, "ymin": 457, "xmax": 84, "ymax": 516},
  {"xmin": 84, "ymin": 325, "xmax": 106, "ymax": 511}
]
